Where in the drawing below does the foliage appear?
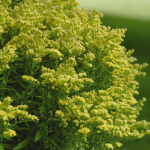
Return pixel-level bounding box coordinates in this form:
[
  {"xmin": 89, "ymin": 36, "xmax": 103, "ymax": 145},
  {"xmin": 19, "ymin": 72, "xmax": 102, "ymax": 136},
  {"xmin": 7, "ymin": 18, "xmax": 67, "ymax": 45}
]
[{"xmin": 0, "ymin": 0, "xmax": 149, "ymax": 149}]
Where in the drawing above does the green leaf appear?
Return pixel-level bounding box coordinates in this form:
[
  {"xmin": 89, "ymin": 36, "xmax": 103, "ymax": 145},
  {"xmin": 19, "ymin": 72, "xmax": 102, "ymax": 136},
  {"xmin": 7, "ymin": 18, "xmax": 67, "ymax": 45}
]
[
  {"xmin": 35, "ymin": 95, "xmax": 43, "ymax": 99},
  {"xmin": 13, "ymin": 91, "xmax": 22, "ymax": 99},
  {"xmin": 34, "ymin": 130, "xmax": 43, "ymax": 143},
  {"xmin": 26, "ymin": 90, "xmax": 34, "ymax": 98},
  {"xmin": 47, "ymin": 118, "xmax": 60, "ymax": 124},
  {"xmin": 13, "ymin": 138, "xmax": 30, "ymax": 150}
]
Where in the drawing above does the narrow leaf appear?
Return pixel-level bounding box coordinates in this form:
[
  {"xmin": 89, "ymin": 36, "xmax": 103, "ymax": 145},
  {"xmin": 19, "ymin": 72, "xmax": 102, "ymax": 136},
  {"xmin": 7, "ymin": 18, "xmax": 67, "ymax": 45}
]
[
  {"xmin": 34, "ymin": 130, "xmax": 43, "ymax": 142},
  {"xmin": 13, "ymin": 138, "xmax": 30, "ymax": 150}
]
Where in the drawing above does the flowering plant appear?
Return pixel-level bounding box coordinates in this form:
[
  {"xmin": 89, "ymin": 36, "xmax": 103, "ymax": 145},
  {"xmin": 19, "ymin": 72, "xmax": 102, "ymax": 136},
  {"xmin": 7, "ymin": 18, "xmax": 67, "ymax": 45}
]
[{"xmin": 0, "ymin": 0, "xmax": 149, "ymax": 149}]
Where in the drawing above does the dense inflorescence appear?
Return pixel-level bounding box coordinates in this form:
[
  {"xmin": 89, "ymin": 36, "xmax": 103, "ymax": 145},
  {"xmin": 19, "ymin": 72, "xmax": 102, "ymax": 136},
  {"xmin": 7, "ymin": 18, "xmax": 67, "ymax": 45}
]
[{"xmin": 0, "ymin": 0, "xmax": 149, "ymax": 149}]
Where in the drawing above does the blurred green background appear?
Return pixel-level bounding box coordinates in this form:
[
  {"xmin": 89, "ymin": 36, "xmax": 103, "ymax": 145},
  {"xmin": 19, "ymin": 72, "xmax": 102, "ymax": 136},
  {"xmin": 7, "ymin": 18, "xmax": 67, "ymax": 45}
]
[{"xmin": 77, "ymin": 0, "xmax": 150, "ymax": 150}]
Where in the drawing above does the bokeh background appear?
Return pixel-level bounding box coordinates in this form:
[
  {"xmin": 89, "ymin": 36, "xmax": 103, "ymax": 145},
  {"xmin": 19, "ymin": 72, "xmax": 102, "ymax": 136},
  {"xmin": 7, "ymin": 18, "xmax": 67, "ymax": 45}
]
[{"xmin": 76, "ymin": 0, "xmax": 150, "ymax": 150}]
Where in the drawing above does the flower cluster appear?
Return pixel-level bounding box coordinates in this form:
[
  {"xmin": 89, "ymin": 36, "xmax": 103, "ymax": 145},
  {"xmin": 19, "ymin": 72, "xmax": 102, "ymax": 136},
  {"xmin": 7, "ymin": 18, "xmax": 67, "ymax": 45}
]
[
  {"xmin": 0, "ymin": 0, "xmax": 149, "ymax": 149},
  {"xmin": 0, "ymin": 96, "xmax": 39, "ymax": 140}
]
